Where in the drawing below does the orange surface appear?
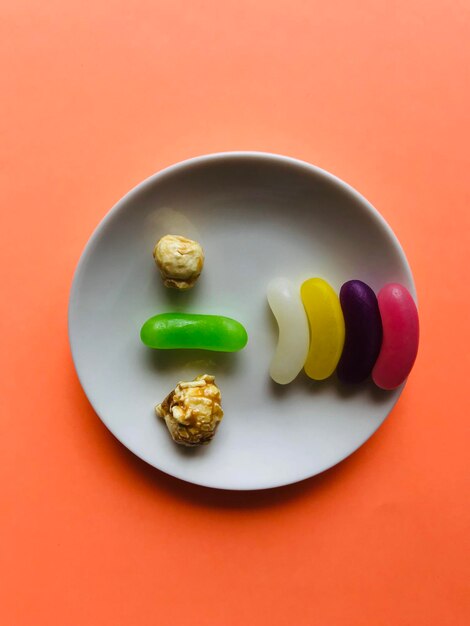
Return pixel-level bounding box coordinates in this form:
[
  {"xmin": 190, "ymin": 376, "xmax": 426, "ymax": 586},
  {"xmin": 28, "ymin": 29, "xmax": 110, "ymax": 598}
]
[{"xmin": 1, "ymin": 2, "xmax": 469, "ymax": 625}]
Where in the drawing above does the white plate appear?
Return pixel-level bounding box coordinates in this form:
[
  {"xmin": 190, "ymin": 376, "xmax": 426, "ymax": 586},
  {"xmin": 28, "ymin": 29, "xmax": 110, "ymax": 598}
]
[{"xmin": 68, "ymin": 152, "xmax": 415, "ymax": 490}]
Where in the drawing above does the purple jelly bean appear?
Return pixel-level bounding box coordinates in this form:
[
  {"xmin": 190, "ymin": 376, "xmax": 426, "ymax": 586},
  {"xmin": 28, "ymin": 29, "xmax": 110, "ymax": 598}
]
[{"xmin": 337, "ymin": 280, "xmax": 383, "ymax": 384}]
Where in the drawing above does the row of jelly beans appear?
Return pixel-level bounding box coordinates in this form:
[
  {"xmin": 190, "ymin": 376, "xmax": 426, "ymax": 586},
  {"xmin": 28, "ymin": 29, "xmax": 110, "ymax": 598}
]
[{"xmin": 268, "ymin": 278, "xmax": 419, "ymax": 390}]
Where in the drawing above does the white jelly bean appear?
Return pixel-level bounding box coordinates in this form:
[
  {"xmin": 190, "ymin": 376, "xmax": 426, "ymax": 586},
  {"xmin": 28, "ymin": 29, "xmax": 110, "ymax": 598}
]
[{"xmin": 267, "ymin": 277, "xmax": 310, "ymax": 385}]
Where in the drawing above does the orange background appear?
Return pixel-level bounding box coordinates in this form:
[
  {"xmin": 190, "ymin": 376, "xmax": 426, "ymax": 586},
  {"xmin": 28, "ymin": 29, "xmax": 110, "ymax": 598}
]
[{"xmin": 1, "ymin": 2, "xmax": 469, "ymax": 625}]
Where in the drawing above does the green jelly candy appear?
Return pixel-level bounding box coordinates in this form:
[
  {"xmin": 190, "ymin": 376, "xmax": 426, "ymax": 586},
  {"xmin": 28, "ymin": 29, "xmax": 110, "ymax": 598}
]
[{"xmin": 140, "ymin": 312, "xmax": 248, "ymax": 352}]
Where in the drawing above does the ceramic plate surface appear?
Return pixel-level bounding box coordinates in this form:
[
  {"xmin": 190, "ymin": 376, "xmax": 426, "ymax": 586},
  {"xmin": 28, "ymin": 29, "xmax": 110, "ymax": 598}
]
[{"xmin": 69, "ymin": 152, "xmax": 415, "ymax": 490}]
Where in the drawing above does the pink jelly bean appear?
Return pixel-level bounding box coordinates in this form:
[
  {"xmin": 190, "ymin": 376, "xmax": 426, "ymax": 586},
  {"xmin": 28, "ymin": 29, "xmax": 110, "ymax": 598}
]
[{"xmin": 372, "ymin": 283, "xmax": 419, "ymax": 390}]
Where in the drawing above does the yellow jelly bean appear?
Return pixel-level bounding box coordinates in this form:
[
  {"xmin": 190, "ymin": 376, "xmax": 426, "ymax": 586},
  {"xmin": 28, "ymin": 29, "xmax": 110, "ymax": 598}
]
[{"xmin": 301, "ymin": 278, "xmax": 345, "ymax": 380}]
